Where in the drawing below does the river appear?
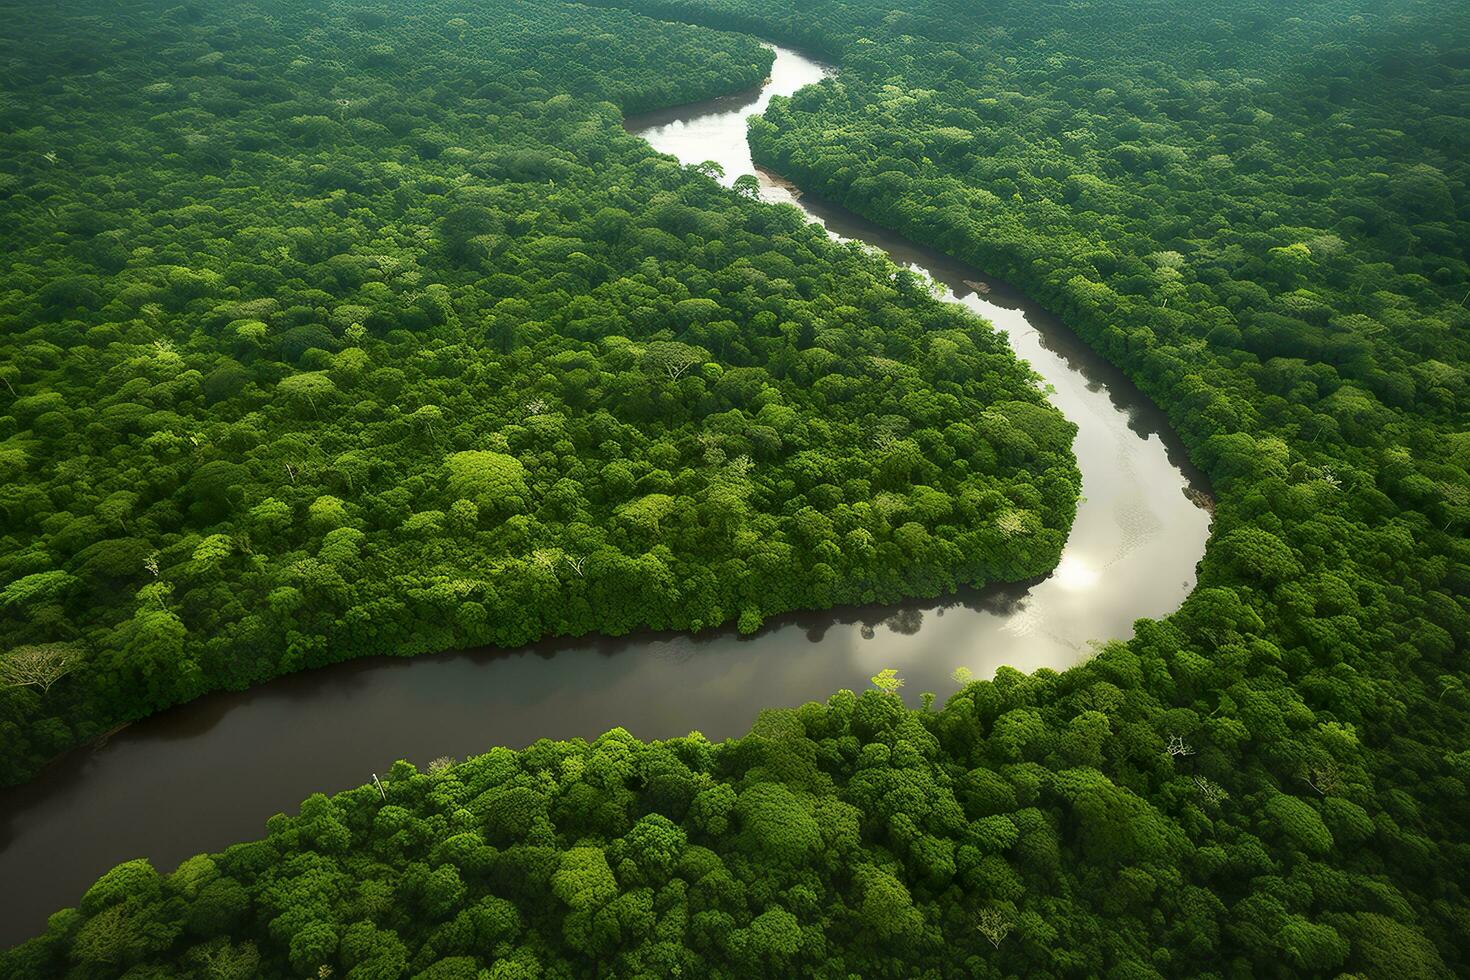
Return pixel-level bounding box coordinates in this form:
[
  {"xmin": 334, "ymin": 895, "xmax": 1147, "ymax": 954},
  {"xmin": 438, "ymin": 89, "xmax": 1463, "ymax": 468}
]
[{"xmin": 0, "ymin": 44, "xmax": 1210, "ymax": 948}]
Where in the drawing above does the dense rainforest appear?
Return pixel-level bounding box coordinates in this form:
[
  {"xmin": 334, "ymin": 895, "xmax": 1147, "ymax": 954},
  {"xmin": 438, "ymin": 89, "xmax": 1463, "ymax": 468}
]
[
  {"xmin": 4, "ymin": 0, "xmax": 1469, "ymax": 978},
  {"xmin": 625, "ymin": 0, "xmax": 1468, "ymax": 968},
  {"xmin": 0, "ymin": 0, "xmax": 1077, "ymax": 785}
]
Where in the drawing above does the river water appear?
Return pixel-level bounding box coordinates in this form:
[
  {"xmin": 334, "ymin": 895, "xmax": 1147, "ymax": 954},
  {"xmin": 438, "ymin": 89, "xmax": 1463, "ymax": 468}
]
[{"xmin": 0, "ymin": 45, "xmax": 1210, "ymax": 947}]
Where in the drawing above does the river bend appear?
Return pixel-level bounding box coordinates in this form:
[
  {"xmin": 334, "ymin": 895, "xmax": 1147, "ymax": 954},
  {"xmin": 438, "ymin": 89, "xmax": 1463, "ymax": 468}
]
[{"xmin": 0, "ymin": 45, "xmax": 1210, "ymax": 947}]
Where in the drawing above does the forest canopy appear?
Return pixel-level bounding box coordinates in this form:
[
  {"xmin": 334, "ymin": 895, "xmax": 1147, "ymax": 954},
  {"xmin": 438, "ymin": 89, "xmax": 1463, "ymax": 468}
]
[
  {"xmin": 0, "ymin": 0, "xmax": 1076, "ymax": 784},
  {"xmin": 5, "ymin": 0, "xmax": 1470, "ymax": 976},
  {"xmin": 597, "ymin": 0, "xmax": 1470, "ymax": 972}
]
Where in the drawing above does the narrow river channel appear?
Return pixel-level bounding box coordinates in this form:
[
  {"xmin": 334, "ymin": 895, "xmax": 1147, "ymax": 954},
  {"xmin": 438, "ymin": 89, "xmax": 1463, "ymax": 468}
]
[{"xmin": 0, "ymin": 44, "xmax": 1211, "ymax": 947}]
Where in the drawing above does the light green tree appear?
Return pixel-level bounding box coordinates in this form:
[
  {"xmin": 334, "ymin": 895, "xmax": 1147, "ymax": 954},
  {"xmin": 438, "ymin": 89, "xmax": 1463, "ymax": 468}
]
[{"xmin": 871, "ymin": 668, "xmax": 904, "ymax": 696}]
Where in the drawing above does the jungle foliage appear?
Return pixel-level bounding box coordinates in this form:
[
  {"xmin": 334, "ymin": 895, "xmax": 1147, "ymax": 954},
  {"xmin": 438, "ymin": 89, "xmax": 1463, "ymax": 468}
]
[
  {"xmin": 5, "ymin": 0, "xmax": 1470, "ymax": 976},
  {"xmin": 6, "ymin": 678, "xmax": 1406, "ymax": 980},
  {"xmin": 594, "ymin": 0, "xmax": 1470, "ymax": 973},
  {"xmin": 0, "ymin": 0, "xmax": 1077, "ymax": 784}
]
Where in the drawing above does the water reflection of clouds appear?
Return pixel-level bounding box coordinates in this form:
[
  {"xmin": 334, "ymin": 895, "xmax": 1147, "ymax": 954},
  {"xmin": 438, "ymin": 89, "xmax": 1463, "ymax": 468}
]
[
  {"xmin": 1051, "ymin": 555, "xmax": 1101, "ymax": 592},
  {"xmin": 1000, "ymin": 602, "xmax": 1041, "ymax": 637}
]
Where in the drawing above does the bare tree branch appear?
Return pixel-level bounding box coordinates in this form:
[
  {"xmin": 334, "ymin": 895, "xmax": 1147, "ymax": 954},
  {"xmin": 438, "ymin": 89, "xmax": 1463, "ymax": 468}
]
[
  {"xmin": 1, "ymin": 643, "xmax": 82, "ymax": 693},
  {"xmin": 1301, "ymin": 762, "xmax": 1342, "ymax": 796},
  {"xmin": 976, "ymin": 908, "xmax": 1012, "ymax": 948},
  {"xmin": 1193, "ymin": 775, "xmax": 1229, "ymax": 806},
  {"xmin": 643, "ymin": 341, "xmax": 707, "ymax": 381}
]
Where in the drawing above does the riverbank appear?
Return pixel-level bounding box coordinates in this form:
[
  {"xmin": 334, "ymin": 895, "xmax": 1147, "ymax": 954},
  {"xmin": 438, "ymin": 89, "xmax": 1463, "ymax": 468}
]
[{"xmin": 0, "ymin": 44, "xmax": 1207, "ymax": 949}]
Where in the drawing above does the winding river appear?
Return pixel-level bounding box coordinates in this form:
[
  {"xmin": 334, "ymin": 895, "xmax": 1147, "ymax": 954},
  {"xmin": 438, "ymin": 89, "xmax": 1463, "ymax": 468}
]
[{"xmin": 0, "ymin": 45, "xmax": 1210, "ymax": 947}]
